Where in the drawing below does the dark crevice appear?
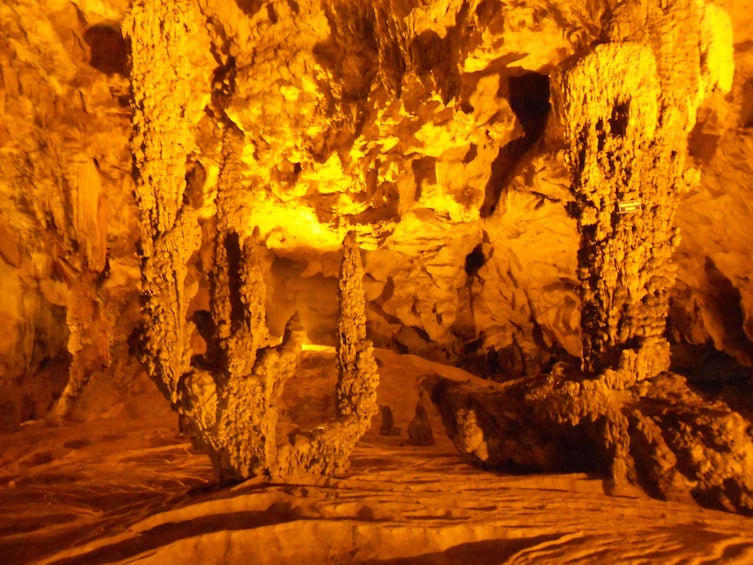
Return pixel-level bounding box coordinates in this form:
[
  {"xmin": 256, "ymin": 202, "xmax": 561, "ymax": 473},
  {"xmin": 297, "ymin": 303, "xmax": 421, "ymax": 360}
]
[
  {"xmin": 479, "ymin": 138, "xmax": 532, "ymax": 218},
  {"xmin": 740, "ymin": 79, "xmax": 753, "ymax": 128},
  {"xmin": 508, "ymin": 72, "xmax": 551, "ymax": 138},
  {"xmin": 480, "ymin": 71, "xmax": 551, "ymax": 218},
  {"xmin": 687, "ymin": 123, "xmax": 720, "ymax": 165},
  {"xmin": 702, "ymin": 257, "xmax": 753, "ymax": 365},
  {"xmin": 235, "ymin": 0, "xmax": 264, "ymax": 17},
  {"xmin": 464, "ymin": 244, "xmax": 485, "ymax": 277},
  {"xmin": 224, "ymin": 232, "xmax": 244, "ymax": 332},
  {"xmin": 266, "ymin": 3, "xmax": 278, "ymax": 23},
  {"xmin": 84, "ymin": 25, "xmax": 128, "ymax": 76},
  {"xmin": 211, "ymin": 56, "xmax": 237, "ymax": 106},
  {"xmin": 609, "ymin": 100, "xmax": 630, "ymax": 137},
  {"xmin": 183, "ymin": 158, "xmax": 206, "ymax": 208},
  {"xmin": 411, "ymin": 157, "xmax": 437, "ymax": 200},
  {"xmin": 463, "ymin": 143, "xmax": 478, "ymax": 163},
  {"xmin": 286, "ymin": 0, "xmax": 300, "ymax": 14}
]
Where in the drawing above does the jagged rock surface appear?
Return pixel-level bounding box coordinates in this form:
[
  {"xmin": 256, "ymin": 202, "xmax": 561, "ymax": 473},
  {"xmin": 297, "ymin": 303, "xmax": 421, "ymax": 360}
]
[
  {"xmin": 125, "ymin": 0, "xmax": 379, "ymax": 480},
  {"xmin": 2, "ymin": 0, "xmax": 752, "ymax": 405},
  {"xmin": 1, "ymin": 0, "xmax": 753, "ymax": 510},
  {"xmin": 427, "ymin": 369, "xmax": 753, "ymax": 514},
  {"xmin": 556, "ymin": 0, "xmax": 734, "ymax": 383}
]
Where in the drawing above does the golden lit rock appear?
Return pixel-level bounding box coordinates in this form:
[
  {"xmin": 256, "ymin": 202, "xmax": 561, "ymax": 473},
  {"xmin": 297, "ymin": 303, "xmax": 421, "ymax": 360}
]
[{"xmin": 2, "ymin": 3, "xmax": 753, "ymax": 557}]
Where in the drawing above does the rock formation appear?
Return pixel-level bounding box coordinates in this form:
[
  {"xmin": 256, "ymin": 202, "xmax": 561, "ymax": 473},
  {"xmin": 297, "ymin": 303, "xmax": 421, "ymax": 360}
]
[
  {"xmin": 428, "ymin": 366, "xmax": 753, "ymax": 514},
  {"xmin": 556, "ymin": 0, "xmax": 733, "ymax": 383},
  {"xmin": 428, "ymin": 1, "xmax": 753, "ymax": 515},
  {"xmin": 1, "ymin": 0, "xmax": 753, "ymax": 511},
  {"xmin": 124, "ymin": 0, "xmax": 379, "ymax": 480},
  {"xmin": 337, "ymin": 231, "xmax": 380, "ymax": 422}
]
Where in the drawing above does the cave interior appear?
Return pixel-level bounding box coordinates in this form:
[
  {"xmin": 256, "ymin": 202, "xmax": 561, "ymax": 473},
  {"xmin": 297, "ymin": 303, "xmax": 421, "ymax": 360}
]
[{"xmin": 2, "ymin": 0, "xmax": 753, "ymax": 563}]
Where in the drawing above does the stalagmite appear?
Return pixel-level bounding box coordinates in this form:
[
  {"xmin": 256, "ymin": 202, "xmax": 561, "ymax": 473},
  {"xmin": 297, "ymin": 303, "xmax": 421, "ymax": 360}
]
[
  {"xmin": 337, "ymin": 231, "xmax": 380, "ymax": 420},
  {"xmin": 275, "ymin": 231, "xmax": 380, "ymax": 477},
  {"xmin": 556, "ymin": 0, "xmax": 734, "ymax": 384},
  {"xmin": 429, "ymin": 0, "xmax": 753, "ymax": 514},
  {"xmin": 125, "ymin": 1, "xmax": 378, "ymax": 480},
  {"xmin": 557, "ymin": 42, "xmax": 671, "ymax": 382},
  {"xmin": 124, "ymin": 0, "xmax": 302, "ymax": 480}
]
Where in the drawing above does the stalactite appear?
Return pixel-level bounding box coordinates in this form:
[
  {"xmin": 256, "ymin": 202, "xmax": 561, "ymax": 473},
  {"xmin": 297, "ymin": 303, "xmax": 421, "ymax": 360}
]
[{"xmin": 123, "ymin": 0, "xmax": 203, "ymax": 405}]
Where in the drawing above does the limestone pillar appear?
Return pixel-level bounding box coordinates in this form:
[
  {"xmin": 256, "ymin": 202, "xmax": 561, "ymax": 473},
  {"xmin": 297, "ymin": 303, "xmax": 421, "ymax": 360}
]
[
  {"xmin": 556, "ymin": 0, "xmax": 732, "ymax": 383},
  {"xmin": 124, "ymin": 0, "xmax": 203, "ymax": 403}
]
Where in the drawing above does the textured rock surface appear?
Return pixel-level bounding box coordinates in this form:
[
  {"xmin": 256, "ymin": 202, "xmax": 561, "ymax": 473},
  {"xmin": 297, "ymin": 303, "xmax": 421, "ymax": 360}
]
[
  {"xmin": 556, "ymin": 0, "xmax": 734, "ymax": 383},
  {"xmin": 1, "ymin": 0, "xmax": 753, "ymax": 507},
  {"xmin": 2, "ymin": 0, "xmax": 752, "ymax": 400},
  {"xmin": 428, "ymin": 369, "xmax": 753, "ymax": 514},
  {"xmin": 0, "ymin": 0, "xmax": 138, "ymax": 428},
  {"xmin": 126, "ymin": 0, "xmax": 379, "ymax": 480}
]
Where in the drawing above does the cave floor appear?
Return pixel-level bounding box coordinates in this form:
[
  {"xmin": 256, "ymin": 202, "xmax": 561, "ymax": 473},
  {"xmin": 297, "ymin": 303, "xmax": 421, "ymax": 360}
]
[{"xmin": 2, "ymin": 351, "xmax": 753, "ymax": 564}]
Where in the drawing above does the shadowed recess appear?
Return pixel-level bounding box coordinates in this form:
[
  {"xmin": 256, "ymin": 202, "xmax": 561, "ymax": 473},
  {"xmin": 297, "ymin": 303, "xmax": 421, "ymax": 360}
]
[{"xmin": 84, "ymin": 24, "xmax": 128, "ymax": 76}]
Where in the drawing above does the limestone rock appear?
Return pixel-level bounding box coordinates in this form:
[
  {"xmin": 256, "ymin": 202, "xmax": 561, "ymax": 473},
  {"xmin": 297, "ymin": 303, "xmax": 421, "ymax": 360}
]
[
  {"xmin": 1, "ymin": 0, "xmax": 753, "ymax": 512},
  {"xmin": 428, "ymin": 370, "xmax": 753, "ymax": 514}
]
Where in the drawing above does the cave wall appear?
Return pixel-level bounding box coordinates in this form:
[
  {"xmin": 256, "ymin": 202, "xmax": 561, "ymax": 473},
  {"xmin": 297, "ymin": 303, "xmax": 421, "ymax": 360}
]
[
  {"xmin": 1, "ymin": 0, "xmax": 752, "ymax": 425},
  {"xmin": 0, "ymin": 0, "xmax": 140, "ymax": 426}
]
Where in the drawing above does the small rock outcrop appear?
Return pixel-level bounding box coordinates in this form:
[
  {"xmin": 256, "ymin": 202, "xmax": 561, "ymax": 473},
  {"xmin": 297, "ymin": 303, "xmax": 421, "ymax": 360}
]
[{"xmin": 428, "ymin": 369, "xmax": 753, "ymax": 514}]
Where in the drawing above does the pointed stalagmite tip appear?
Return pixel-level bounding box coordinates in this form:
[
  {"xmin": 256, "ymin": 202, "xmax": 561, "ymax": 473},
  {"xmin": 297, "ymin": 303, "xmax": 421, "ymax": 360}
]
[
  {"xmin": 343, "ymin": 230, "xmax": 357, "ymax": 249},
  {"xmin": 283, "ymin": 310, "xmax": 304, "ymax": 336}
]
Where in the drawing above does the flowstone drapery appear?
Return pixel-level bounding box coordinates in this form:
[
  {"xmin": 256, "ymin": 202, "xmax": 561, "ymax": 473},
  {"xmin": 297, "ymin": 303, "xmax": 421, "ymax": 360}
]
[{"xmin": 126, "ymin": 0, "xmax": 378, "ymax": 481}]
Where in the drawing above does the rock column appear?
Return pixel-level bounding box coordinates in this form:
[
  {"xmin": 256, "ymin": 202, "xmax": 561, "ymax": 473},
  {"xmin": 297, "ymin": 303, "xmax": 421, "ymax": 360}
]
[
  {"xmin": 557, "ymin": 0, "xmax": 732, "ymax": 383},
  {"xmin": 558, "ymin": 43, "xmax": 671, "ymax": 381},
  {"xmin": 124, "ymin": 0, "xmax": 203, "ymax": 404},
  {"xmin": 337, "ymin": 231, "xmax": 380, "ymax": 421}
]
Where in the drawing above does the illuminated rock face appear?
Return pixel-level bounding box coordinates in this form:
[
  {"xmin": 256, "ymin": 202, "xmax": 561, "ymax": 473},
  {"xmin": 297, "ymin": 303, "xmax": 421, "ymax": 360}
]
[
  {"xmin": 555, "ymin": 0, "xmax": 734, "ymax": 382},
  {"xmin": 186, "ymin": 0, "xmax": 591, "ymax": 376},
  {"xmin": 0, "ymin": 0, "xmax": 752, "ymax": 485},
  {"xmin": 125, "ymin": 1, "xmax": 378, "ymax": 480},
  {"xmin": 558, "ymin": 42, "xmax": 671, "ymax": 380}
]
